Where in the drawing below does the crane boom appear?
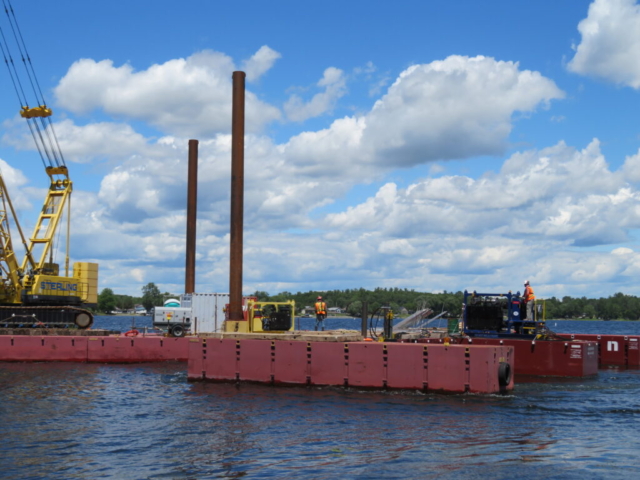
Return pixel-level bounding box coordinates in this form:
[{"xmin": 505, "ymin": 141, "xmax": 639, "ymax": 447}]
[
  {"xmin": 21, "ymin": 166, "xmax": 72, "ymax": 274},
  {"xmin": 0, "ymin": 0, "xmax": 98, "ymax": 329},
  {"xmin": 0, "ymin": 175, "xmax": 23, "ymax": 295}
]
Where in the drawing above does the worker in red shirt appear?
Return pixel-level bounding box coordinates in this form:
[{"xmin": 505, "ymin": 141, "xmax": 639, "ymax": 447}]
[
  {"xmin": 523, "ymin": 280, "xmax": 536, "ymax": 321},
  {"xmin": 314, "ymin": 296, "xmax": 327, "ymax": 331}
]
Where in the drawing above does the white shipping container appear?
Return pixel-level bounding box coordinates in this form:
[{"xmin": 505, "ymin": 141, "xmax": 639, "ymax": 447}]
[{"xmin": 180, "ymin": 292, "xmax": 229, "ymax": 333}]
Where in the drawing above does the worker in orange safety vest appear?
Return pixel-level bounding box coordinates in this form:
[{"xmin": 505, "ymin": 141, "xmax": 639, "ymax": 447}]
[
  {"xmin": 523, "ymin": 280, "xmax": 536, "ymax": 321},
  {"xmin": 314, "ymin": 296, "xmax": 327, "ymax": 331}
]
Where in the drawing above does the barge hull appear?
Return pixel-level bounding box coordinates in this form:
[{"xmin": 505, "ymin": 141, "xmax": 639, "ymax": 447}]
[
  {"xmin": 187, "ymin": 338, "xmax": 514, "ymax": 394},
  {"xmin": 464, "ymin": 338, "xmax": 598, "ymax": 377},
  {"xmin": 0, "ymin": 335, "xmax": 189, "ymax": 363},
  {"xmin": 1, "ymin": 333, "xmax": 515, "ymax": 394},
  {"xmin": 563, "ymin": 334, "xmax": 639, "ymax": 367},
  {"xmin": 407, "ymin": 337, "xmax": 598, "ymax": 377}
]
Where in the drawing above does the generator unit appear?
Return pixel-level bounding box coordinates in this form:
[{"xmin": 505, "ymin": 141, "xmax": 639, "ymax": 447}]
[
  {"xmin": 152, "ymin": 306, "xmax": 191, "ymax": 337},
  {"xmin": 223, "ymin": 299, "xmax": 295, "ymax": 333},
  {"xmin": 463, "ymin": 290, "xmax": 545, "ymax": 338}
]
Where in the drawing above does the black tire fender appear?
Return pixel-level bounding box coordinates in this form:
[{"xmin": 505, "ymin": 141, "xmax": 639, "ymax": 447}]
[{"xmin": 498, "ymin": 362, "xmax": 512, "ymax": 387}]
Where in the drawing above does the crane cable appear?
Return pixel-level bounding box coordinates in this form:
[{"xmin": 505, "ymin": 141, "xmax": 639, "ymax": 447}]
[{"xmin": 0, "ymin": 0, "xmax": 65, "ymax": 169}]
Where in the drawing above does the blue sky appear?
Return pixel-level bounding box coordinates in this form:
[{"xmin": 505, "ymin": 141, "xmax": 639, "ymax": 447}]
[{"xmin": 2, "ymin": 0, "xmax": 640, "ymax": 299}]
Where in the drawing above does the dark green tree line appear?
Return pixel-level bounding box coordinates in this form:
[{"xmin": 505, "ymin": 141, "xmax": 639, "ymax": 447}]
[
  {"xmin": 98, "ymin": 285, "xmax": 640, "ymax": 320},
  {"xmin": 254, "ymin": 288, "xmax": 640, "ymax": 320}
]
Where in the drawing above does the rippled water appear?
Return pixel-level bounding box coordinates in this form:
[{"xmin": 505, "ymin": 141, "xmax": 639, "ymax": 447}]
[{"xmin": 0, "ymin": 319, "xmax": 638, "ymax": 479}]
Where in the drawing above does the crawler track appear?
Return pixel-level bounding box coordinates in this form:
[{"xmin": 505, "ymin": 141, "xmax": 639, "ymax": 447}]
[{"xmin": 0, "ymin": 305, "xmax": 93, "ymax": 329}]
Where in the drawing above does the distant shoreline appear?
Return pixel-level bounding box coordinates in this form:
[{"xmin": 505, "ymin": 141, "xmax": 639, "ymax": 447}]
[{"xmin": 98, "ymin": 313, "xmax": 639, "ymax": 322}]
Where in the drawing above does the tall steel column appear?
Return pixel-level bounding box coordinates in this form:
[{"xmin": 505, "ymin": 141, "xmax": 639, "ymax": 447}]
[
  {"xmin": 185, "ymin": 139, "xmax": 198, "ymax": 294},
  {"xmin": 228, "ymin": 71, "xmax": 245, "ymax": 321}
]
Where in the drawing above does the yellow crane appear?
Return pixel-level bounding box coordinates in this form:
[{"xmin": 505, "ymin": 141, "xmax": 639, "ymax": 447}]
[{"xmin": 0, "ymin": 0, "xmax": 97, "ymax": 328}]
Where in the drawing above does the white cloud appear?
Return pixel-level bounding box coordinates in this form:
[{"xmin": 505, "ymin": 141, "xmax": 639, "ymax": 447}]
[
  {"xmin": 284, "ymin": 67, "xmax": 347, "ymax": 121},
  {"xmin": 0, "ymin": 157, "xmax": 32, "ymax": 210},
  {"xmin": 568, "ymin": 0, "xmax": 640, "ymax": 88},
  {"xmin": 38, "ymin": 52, "xmax": 576, "ymax": 296},
  {"xmin": 1, "ymin": 118, "xmax": 152, "ymax": 164},
  {"xmin": 279, "ymin": 55, "xmax": 564, "ymax": 180},
  {"xmin": 621, "ymin": 148, "xmax": 640, "ymax": 181},
  {"xmin": 54, "ymin": 49, "xmax": 281, "ymax": 136},
  {"xmin": 56, "ymin": 133, "xmax": 640, "ymax": 299},
  {"xmin": 0, "ymin": 158, "xmax": 28, "ymax": 190},
  {"xmin": 378, "ymin": 238, "xmax": 416, "ymax": 256},
  {"xmin": 326, "ymin": 139, "xmax": 634, "ymax": 247},
  {"xmin": 55, "ymin": 120, "xmax": 151, "ymax": 163},
  {"xmin": 130, "ymin": 268, "xmax": 144, "ymax": 283},
  {"xmin": 242, "ymin": 45, "xmax": 282, "ymax": 82},
  {"xmin": 363, "ymin": 55, "xmax": 564, "ymax": 166},
  {"xmin": 313, "ymin": 138, "xmax": 640, "ymax": 297},
  {"xmin": 353, "ymin": 61, "xmax": 377, "ymax": 76},
  {"xmin": 51, "ymin": 54, "xmax": 562, "ymax": 197}
]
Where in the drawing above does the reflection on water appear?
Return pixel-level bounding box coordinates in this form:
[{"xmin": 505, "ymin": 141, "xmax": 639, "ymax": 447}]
[{"xmin": 0, "ymin": 320, "xmax": 639, "ymax": 478}]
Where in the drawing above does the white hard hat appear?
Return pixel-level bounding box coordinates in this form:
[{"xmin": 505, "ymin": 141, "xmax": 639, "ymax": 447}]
[{"xmin": 524, "ymin": 280, "xmax": 530, "ymax": 285}]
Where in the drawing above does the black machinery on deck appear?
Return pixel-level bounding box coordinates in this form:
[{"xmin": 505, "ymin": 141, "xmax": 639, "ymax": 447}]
[{"xmin": 462, "ymin": 290, "xmax": 546, "ymax": 338}]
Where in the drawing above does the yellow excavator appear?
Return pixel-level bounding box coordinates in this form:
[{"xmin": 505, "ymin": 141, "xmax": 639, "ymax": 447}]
[{"xmin": 0, "ymin": 1, "xmax": 97, "ymax": 328}]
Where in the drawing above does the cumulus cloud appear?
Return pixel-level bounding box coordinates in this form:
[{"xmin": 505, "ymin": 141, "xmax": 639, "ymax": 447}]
[
  {"xmin": 51, "ymin": 54, "xmax": 566, "ymax": 290},
  {"xmin": 0, "ymin": 158, "xmax": 28, "ymax": 190},
  {"xmin": 51, "ymin": 54, "xmax": 562, "ymax": 192},
  {"xmin": 378, "ymin": 238, "xmax": 416, "ymax": 256},
  {"xmin": 38, "ymin": 51, "xmax": 576, "ymax": 296},
  {"xmin": 54, "ymin": 131, "xmax": 640, "ymax": 299},
  {"xmin": 54, "ymin": 49, "xmax": 281, "ymax": 136},
  {"xmin": 0, "ymin": 157, "xmax": 32, "ymax": 210},
  {"xmin": 363, "ymin": 55, "xmax": 564, "ymax": 166},
  {"xmin": 326, "ymin": 139, "xmax": 634, "ymax": 246},
  {"xmin": 284, "ymin": 67, "xmax": 348, "ymax": 121},
  {"xmin": 54, "ymin": 120, "xmax": 152, "ymax": 163},
  {"xmin": 568, "ymin": 0, "xmax": 640, "ymax": 88},
  {"xmin": 308, "ymin": 139, "xmax": 640, "ymax": 297},
  {"xmin": 279, "ymin": 55, "xmax": 564, "ymax": 179},
  {"xmin": 242, "ymin": 45, "xmax": 282, "ymax": 82},
  {"xmin": 621, "ymin": 147, "xmax": 640, "ymax": 181},
  {"xmin": 0, "ymin": 117, "xmax": 146, "ymax": 165}
]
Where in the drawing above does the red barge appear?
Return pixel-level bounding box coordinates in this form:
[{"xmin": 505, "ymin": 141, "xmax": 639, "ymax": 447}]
[
  {"xmin": 0, "ymin": 329, "xmax": 515, "ymax": 394},
  {"xmin": 560, "ymin": 333, "xmax": 639, "ymax": 367},
  {"xmin": 0, "ymin": 323, "xmax": 636, "ymax": 393},
  {"xmin": 0, "ymin": 331, "xmax": 189, "ymax": 363},
  {"xmin": 405, "ymin": 336, "xmax": 599, "ymax": 377},
  {"xmin": 186, "ymin": 332, "xmax": 515, "ymax": 394}
]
